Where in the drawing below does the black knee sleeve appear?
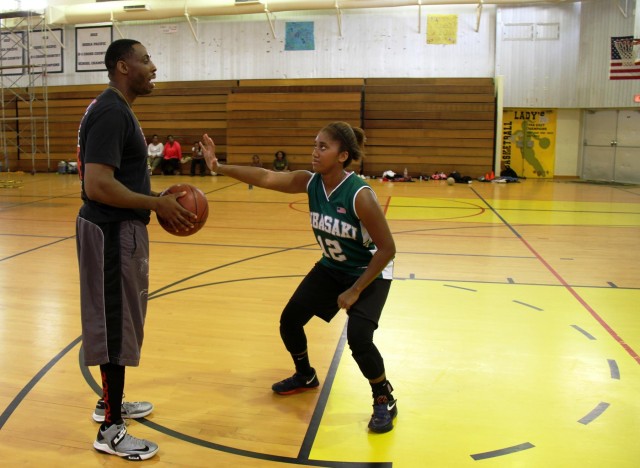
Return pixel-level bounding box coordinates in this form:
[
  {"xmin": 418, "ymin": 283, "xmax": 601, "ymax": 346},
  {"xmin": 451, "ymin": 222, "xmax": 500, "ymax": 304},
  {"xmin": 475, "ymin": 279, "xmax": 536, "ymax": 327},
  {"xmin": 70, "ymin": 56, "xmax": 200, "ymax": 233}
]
[
  {"xmin": 279, "ymin": 300, "xmax": 315, "ymax": 354},
  {"xmin": 347, "ymin": 316, "xmax": 385, "ymax": 380}
]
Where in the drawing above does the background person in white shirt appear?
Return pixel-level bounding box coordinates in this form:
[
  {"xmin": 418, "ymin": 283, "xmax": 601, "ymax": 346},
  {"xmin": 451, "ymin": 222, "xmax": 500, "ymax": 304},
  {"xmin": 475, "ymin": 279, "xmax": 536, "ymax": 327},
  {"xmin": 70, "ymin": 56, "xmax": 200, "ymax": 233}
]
[{"xmin": 147, "ymin": 134, "xmax": 164, "ymax": 175}]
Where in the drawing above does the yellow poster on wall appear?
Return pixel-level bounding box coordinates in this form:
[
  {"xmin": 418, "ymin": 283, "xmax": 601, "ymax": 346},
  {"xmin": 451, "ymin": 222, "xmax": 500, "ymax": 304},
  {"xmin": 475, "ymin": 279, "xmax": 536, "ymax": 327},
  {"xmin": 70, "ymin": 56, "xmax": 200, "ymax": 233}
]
[
  {"xmin": 427, "ymin": 14, "xmax": 458, "ymax": 44},
  {"xmin": 502, "ymin": 109, "xmax": 556, "ymax": 178}
]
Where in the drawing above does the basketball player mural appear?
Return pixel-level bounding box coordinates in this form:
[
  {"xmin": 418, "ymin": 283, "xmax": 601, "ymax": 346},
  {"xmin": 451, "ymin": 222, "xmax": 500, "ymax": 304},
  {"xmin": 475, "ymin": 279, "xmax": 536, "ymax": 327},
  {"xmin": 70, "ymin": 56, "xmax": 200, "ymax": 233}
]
[{"xmin": 510, "ymin": 119, "xmax": 550, "ymax": 177}]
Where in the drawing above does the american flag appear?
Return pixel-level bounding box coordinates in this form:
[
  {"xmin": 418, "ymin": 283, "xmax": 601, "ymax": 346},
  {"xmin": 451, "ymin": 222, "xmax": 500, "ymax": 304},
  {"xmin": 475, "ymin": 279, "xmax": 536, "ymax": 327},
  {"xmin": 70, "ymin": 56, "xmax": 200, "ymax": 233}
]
[{"xmin": 609, "ymin": 36, "xmax": 640, "ymax": 80}]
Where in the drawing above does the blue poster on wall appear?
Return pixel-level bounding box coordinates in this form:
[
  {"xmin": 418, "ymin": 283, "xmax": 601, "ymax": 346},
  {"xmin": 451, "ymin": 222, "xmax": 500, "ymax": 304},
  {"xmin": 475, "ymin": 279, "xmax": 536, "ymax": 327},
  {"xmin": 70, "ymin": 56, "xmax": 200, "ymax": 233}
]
[{"xmin": 285, "ymin": 22, "xmax": 314, "ymax": 51}]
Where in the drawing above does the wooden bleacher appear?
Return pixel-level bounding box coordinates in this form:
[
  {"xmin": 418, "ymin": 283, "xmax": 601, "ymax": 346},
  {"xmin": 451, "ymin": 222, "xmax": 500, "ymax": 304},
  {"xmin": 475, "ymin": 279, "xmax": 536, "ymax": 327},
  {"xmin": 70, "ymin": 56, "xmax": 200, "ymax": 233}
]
[
  {"xmin": 363, "ymin": 78, "xmax": 496, "ymax": 178},
  {"xmin": 3, "ymin": 78, "xmax": 496, "ymax": 178},
  {"xmin": 8, "ymin": 81, "xmax": 235, "ymax": 174},
  {"xmin": 227, "ymin": 79, "xmax": 363, "ymax": 170}
]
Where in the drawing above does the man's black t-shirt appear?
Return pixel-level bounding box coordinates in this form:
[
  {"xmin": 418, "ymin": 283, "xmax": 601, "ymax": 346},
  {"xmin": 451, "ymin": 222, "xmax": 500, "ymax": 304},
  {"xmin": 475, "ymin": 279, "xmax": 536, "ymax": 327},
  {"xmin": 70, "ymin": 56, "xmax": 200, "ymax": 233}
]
[{"xmin": 77, "ymin": 88, "xmax": 151, "ymax": 224}]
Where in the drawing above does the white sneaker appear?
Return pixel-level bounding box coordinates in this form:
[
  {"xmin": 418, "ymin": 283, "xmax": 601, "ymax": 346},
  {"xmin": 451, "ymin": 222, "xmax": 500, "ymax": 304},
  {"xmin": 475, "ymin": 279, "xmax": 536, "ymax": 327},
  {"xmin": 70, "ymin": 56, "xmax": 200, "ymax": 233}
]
[{"xmin": 94, "ymin": 422, "xmax": 158, "ymax": 460}]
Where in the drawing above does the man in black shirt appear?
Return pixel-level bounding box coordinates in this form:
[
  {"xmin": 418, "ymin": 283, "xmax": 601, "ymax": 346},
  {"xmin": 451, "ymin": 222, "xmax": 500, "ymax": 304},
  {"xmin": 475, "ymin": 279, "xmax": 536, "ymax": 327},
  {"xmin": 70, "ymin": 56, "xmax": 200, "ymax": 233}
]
[{"xmin": 76, "ymin": 38, "xmax": 196, "ymax": 460}]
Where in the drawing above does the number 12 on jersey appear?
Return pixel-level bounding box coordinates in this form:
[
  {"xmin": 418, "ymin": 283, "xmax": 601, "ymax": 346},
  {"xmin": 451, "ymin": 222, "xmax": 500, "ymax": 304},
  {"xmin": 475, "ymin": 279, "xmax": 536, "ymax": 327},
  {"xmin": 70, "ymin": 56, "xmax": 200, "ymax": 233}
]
[{"xmin": 317, "ymin": 235, "xmax": 347, "ymax": 262}]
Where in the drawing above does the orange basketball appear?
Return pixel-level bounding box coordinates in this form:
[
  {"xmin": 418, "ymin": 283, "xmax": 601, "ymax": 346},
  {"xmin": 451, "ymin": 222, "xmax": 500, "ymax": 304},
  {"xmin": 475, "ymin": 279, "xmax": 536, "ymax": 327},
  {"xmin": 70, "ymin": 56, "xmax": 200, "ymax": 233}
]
[{"xmin": 157, "ymin": 183, "xmax": 209, "ymax": 236}]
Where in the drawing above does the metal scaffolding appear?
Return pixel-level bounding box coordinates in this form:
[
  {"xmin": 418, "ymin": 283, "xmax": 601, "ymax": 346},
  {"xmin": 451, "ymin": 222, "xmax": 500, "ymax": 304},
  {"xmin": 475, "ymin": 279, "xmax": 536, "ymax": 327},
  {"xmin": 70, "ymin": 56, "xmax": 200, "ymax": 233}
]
[{"xmin": 0, "ymin": 10, "xmax": 50, "ymax": 173}]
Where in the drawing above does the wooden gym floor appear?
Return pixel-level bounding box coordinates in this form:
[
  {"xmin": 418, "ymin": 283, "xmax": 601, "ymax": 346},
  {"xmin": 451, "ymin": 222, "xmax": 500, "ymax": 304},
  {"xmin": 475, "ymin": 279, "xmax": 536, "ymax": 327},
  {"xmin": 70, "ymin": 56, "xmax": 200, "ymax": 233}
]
[{"xmin": 0, "ymin": 172, "xmax": 638, "ymax": 467}]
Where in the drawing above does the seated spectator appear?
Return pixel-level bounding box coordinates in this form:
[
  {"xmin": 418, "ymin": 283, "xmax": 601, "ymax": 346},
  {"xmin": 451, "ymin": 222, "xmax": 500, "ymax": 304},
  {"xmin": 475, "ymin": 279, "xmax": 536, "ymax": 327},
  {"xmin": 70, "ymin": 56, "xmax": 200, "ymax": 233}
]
[
  {"xmin": 162, "ymin": 135, "xmax": 182, "ymax": 175},
  {"xmin": 147, "ymin": 134, "xmax": 163, "ymax": 175},
  {"xmin": 272, "ymin": 150, "xmax": 289, "ymax": 172},
  {"xmin": 190, "ymin": 140, "xmax": 207, "ymax": 176}
]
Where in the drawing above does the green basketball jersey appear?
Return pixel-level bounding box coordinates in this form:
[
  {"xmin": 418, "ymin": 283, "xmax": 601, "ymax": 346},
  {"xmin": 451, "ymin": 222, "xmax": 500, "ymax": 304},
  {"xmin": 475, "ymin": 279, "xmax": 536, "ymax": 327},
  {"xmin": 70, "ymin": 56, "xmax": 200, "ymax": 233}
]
[{"xmin": 307, "ymin": 172, "xmax": 393, "ymax": 279}]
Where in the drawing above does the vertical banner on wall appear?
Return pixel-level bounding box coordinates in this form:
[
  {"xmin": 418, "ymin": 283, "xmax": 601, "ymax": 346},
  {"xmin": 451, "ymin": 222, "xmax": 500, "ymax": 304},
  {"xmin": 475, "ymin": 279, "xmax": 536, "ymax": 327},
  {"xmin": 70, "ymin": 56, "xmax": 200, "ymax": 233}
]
[
  {"xmin": 502, "ymin": 109, "xmax": 556, "ymax": 178},
  {"xmin": 75, "ymin": 26, "xmax": 112, "ymax": 72}
]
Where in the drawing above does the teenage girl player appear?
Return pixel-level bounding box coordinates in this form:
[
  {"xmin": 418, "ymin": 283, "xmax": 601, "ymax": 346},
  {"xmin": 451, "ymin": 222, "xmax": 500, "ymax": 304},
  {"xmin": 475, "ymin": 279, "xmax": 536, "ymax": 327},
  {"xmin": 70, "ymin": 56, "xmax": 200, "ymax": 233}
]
[{"xmin": 200, "ymin": 122, "xmax": 398, "ymax": 433}]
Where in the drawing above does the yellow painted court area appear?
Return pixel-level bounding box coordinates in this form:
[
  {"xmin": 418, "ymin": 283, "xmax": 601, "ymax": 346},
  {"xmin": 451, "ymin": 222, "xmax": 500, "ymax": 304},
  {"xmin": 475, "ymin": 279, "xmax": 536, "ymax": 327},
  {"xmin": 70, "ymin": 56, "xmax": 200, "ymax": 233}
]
[
  {"xmin": 311, "ymin": 281, "xmax": 640, "ymax": 467},
  {"xmin": 387, "ymin": 196, "xmax": 640, "ymax": 226}
]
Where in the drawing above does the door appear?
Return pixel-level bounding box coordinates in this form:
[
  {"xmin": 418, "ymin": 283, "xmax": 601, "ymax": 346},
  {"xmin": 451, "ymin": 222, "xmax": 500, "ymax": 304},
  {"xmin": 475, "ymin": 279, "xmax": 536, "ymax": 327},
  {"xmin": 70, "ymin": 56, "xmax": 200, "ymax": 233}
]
[
  {"xmin": 582, "ymin": 110, "xmax": 640, "ymax": 183},
  {"xmin": 614, "ymin": 110, "xmax": 640, "ymax": 183}
]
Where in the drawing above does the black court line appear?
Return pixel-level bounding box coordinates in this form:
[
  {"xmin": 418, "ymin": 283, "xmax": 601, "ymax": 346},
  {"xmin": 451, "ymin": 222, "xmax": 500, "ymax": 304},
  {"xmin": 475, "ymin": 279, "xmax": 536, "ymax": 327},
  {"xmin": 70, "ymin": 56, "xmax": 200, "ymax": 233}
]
[
  {"xmin": 443, "ymin": 284, "xmax": 477, "ymax": 292},
  {"xmin": 578, "ymin": 402, "xmax": 610, "ymax": 424},
  {"xmin": 571, "ymin": 325, "xmax": 596, "ymax": 340},
  {"xmin": 150, "ymin": 242, "xmax": 317, "ymax": 297},
  {"xmin": 298, "ymin": 321, "xmax": 347, "ymax": 459},
  {"xmin": 512, "ymin": 300, "xmax": 543, "ymax": 311},
  {"xmin": 608, "ymin": 359, "xmax": 620, "ymax": 380},
  {"xmin": 150, "ymin": 274, "xmax": 304, "ymax": 299},
  {"xmin": 0, "ymin": 235, "xmax": 74, "ymax": 262},
  {"xmin": 198, "ymin": 180, "xmax": 248, "ymax": 194},
  {"xmin": 150, "ymin": 239, "xmax": 315, "ymax": 249},
  {"xmin": 0, "ymin": 192, "xmax": 82, "ymax": 211},
  {"xmin": 0, "ymin": 336, "xmax": 82, "ymax": 430},
  {"xmin": 470, "ymin": 442, "xmax": 535, "ymax": 460},
  {"xmin": 0, "ymin": 232, "xmax": 70, "ymax": 240}
]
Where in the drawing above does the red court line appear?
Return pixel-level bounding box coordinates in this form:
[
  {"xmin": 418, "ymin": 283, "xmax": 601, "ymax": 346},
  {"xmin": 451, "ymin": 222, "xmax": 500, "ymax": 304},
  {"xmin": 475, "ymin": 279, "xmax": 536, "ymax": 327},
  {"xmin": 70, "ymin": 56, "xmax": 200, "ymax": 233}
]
[
  {"xmin": 467, "ymin": 186, "xmax": 640, "ymax": 365},
  {"xmin": 381, "ymin": 195, "xmax": 391, "ymax": 215},
  {"xmin": 518, "ymin": 235, "xmax": 640, "ymax": 365}
]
